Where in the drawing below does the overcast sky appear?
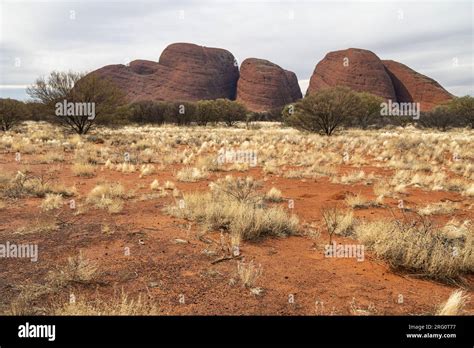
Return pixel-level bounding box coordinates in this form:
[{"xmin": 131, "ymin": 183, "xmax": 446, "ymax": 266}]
[{"xmin": 0, "ymin": 0, "xmax": 472, "ymax": 100}]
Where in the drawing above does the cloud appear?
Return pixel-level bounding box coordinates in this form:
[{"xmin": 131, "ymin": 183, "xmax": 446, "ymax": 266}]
[{"xmin": 0, "ymin": 0, "xmax": 472, "ymax": 99}]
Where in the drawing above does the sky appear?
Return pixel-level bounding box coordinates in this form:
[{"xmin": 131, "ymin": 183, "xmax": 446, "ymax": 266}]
[{"xmin": 0, "ymin": 0, "xmax": 473, "ymax": 100}]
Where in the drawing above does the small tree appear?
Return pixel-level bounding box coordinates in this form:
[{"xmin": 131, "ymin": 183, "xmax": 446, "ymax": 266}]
[
  {"xmin": 447, "ymin": 96, "xmax": 474, "ymax": 128},
  {"xmin": 27, "ymin": 71, "xmax": 125, "ymax": 134},
  {"xmin": 354, "ymin": 92, "xmax": 384, "ymax": 129},
  {"xmin": 165, "ymin": 101, "xmax": 197, "ymax": 125},
  {"xmin": 0, "ymin": 98, "xmax": 28, "ymax": 131},
  {"xmin": 321, "ymin": 206, "xmax": 342, "ymax": 244},
  {"xmin": 420, "ymin": 105, "xmax": 455, "ymax": 131},
  {"xmin": 284, "ymin": 86, "xmax": 361, "ymax": 136},
  {"xmin": 215, "ymin": 99, "xmax": 247, "ymax": 126},
  {"xmin": 196, "ymin": 100, "xmax": 219, "ymax": 126}
]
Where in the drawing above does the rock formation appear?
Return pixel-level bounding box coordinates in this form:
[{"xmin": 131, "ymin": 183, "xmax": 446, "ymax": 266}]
[
  {"xmin": 307, "ymin": 48, "xmax": 397, "ymax": 101},
  {"xmin": 382, "ymin": 60, "xmax": 453, "ymax": 111},
  {"xmin": 236, "ymin": 58, "xmax": 302, "ymax": 112},
  {"xmin": 89, "ymin": 43, "xmax": 453, "ymax": 112},
  {"xmin": 90, "ymin": 43, "xmax": 239, "ymax": 103}
]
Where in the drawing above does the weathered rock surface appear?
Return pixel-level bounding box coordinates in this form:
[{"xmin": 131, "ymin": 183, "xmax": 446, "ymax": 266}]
[
  {"xmin": 90, "ymin": 43, "xmax": 239, "ymax": 102},
  {"xmin": 90, "ymin": 43, "xmax": 454, "ymax": 112},
  {"xmin": 236, "ymin": 58, "xmax": 302, "ymax": 112},
  {"xmin": 307, "ymin": 48, "xmax": 397, "ymax": 101},
  {"xmin": 382, "ymin": 60, "xmax": 453, "ymax": 111}
]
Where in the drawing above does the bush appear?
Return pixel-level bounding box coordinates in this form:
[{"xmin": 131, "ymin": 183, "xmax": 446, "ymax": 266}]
[
  {"xmin": 214, "ymin": 99, "xmax": 247, "ymax": 126},
  {"xmin": 354, "ymin": 215, "xmax": 473, "ymax": 280},
  {"xmin": 165, "ymin": 176, "xmax": 300, "ymax": 240},
  {"xmin": 27, "ymin": 71, "xmax": 125, "ymax": 134},
  {"xmin": 196, "ymin": 100, "xmax": 219, "ymax": 125},
  {"xmin": 446, "ymin": 96, "xmax": 474, "ymax": 128},
  {"xmin": 353, "ymin": 92, "xmax": 384, "ymax": 129},
  {"xmin": 420, "ymin": 105, "xmax": 456, "ymax": 131},
  {"xmin": 283, "ymin": 86, "xmax": 361, "ymax": 135},
  {"xmin": 0, "ymin": 98, "xmax": 29, "ymax": 131}
]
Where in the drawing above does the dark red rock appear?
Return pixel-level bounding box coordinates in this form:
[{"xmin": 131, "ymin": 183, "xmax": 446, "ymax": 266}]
[
  {"xmin": 236, "ymin": 58, "xmax": 302, "ymax": 112},
  {"xmin": 382, "ymin": 60, "xmax": 453, "ymax": 111},
  {"xmin": 89, "ymin": 43, "xmax": 239, "ymax": 103},
  {"xmin": 307, "ymin": 48, "xmax": 397, "ymax": 101}
]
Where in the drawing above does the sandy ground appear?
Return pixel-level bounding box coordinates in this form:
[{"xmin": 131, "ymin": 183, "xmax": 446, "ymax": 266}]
[{"xmin": 0, "ymin": 148, "xmax": 472, "ymax": 315}]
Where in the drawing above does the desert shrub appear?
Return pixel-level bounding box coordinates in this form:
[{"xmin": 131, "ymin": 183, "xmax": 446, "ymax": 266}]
[
  {"xmin": 283, "ymin": 86, "xmax": 361, "ymax": 135},
  {"xmin": 176, "ymin": 167, "xmax": 208, "ymax": 182},
  {"xmin": 237, "ymin": 260, "xmax": 262, "ymax": 288},
  {"xmin": 436, "ymin": 290, "xmax": 469, "ymax": 315},
  {"xmin": 265, "ymin": 187, "xmax": 283, "ymax": 202},
  {"xmin": 345, "ymin": 193, "xmax": 374, "ymax": 209},
  {"xmin": 354, "ymin": 215, "xmax": 473, "ymax": 280},
  {"xmin": 27, "ymin": 71, "xmax": 125, "ymax": 134},
  {"xmin": 129, "ymin": 100, "xmax": 167, "ymax": 124},
  {"xmin": 40, "ymin": 193, "xmax": 64, "ymax": 211},
  {"xmin": 0, "ymin": 98, "xmax": 29, "ymax": 131},
  {"xmin": 448, "ymin": 95, "xmax": 474, "ymax": 128},
  {"xmin": 164, "ymin": 101, "xmax": 197, "ymax": 125},
  {"xmin": 352, "ymin": 92, "xmax": 384, "ymax": 129},
  {"xmin": 420, "ymin": 105, "xmax": 456, "ymax": 131},
  {"xmin": 24, "ymin": 101, "xmax": 53, "ymax": 122},
  {"xmin": 0, "ymin": 171, "xmax": 75, "ymax": 198},
  {"xmin": 321, "ymin": 207, "xmax": 355, "ymax": 242},
  {"xmin": 56, "ymin": 290, "xmax": 159, "ymax": 315},
  {"xmin": 196, "ymin": 100, "xmax": 219, "ymax": 125},
  {"xmin": 48, "ymin": 251, "xmax": 99, "ymax": 287},
  {"xmin": 71, "ymin": 163, "xmax": 96, "ymax": 177},
  {"xmin": 215, "ymin": 99, "xmax": 247, "ymax": 126},
  {"xmin": 86, "ymin": 182, "xmax": 126, "ymax": 213},
  {"xmin": 209, "ymin": 176, "xmax": 262, "ymax": 204},
  {"xmin": 165, "ymin": 176, "xmax": 299, "ymax": 240}
]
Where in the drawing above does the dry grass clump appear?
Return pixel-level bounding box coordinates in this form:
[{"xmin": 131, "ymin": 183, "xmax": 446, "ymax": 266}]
[
  {"xmin": 354, "ymin": 215, "xmax": 473, "ymax": 280},
  {"xmin": 305, "ymin": 164, "xmax": 338, "ymax": 177},
  {"xmin": 263, "ymin": 162, "xmax": 281, "ymax": 175},
  {"xmin": 463, "ymin": 184, "xmax": 474, "ymax": 197},
  {"xmin": 40, "ymin": 193, "xmax": 63, "ymax": 211},
  {"xmin": 86, "ymin": 182, "xmax": 126, "ymax": 213},
  {"xmin": 38, "ymin": 152, "xmax": 65, "ymax": 164},
  {"xmin": 176, "ymin": 167, "xmax": 209, "ymax": 182},
  {"xmin": 56, "ymin": 290, "xmax": 159, "ymax": 315},
  {"xmin": 332, "ymin": 170, "xmax": 374, "ymax": 185},
  {"xmin": 15, "ymin": 217, "xmax": 59, "ymax": 235},
  {"xmin": 164, "ymin": 180, "xmax": 176, "ymax": 190},
  {"xmin": 48, "ymin": 252, "xmax": 99, "ymax": 287},
  {"xmin": 265, "ymin": 187, "xmax": 283, "ymax": 202},
  {"xmin": 237, "ymin": 260, "xmax": 262, "ymax": 288},
  {"xmin": 166, "ymin": 177, "xmax": 299, "ymax": 240},
  {"xmin": 321, "ymin": 207, "xmax": 355, "ymax": 242},
  {"xmin": 436, "ymin": 290, "xmax": 469, "ymax": 315},
  {"xmin": 417, "ymin": 201, "xmax": 459, "ymax": 216},
  {"xmin": 139, "ymin": 164, "xmax": 156, "ymax": 177},
  {"xmin": 71, "ymin": 163, "xmax": 95, "ymax": 177},
  {"xmin": 7, "ymin": 283, "xmax": 55, "ymax": 315},
  {"xmin": 209, "ymin": 176, "xmax": 262, "ymax": 204},
  {"xmin": 373, "ymin": 180, "xmax": 395, "ymax": 198},
  {"xmin": 1, "ymin": 171, "xmax": 76, "ymax": 198},
  {"xmin": 345, "ymin": 193, "xmax": 377, "ymax": 209},
  {"xmin": 150, "ymin": 179, "xmax": 160, "ymax": 191},
  {"xmin": 196, "ymin": 156, "xmax": 222, "ymax": 172},
  {"xmin": 115, "ymin": 162, "xmax": 136, "ymax": 173}
]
